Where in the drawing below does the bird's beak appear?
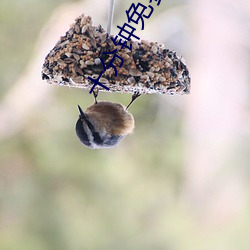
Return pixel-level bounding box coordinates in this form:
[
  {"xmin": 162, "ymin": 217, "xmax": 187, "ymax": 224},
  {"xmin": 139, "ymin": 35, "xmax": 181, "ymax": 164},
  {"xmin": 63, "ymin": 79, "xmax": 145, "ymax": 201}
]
[{"xmin": 77, "ymin": 105, "xmax": 86, "ymax": 119}]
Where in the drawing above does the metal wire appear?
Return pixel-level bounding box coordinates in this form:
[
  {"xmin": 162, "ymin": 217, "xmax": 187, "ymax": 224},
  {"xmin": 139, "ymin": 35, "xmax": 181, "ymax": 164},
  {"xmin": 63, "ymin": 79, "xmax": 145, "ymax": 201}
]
[{"xmin": 107, "ymin": 0, "xmax": 115, "ymax": 34}]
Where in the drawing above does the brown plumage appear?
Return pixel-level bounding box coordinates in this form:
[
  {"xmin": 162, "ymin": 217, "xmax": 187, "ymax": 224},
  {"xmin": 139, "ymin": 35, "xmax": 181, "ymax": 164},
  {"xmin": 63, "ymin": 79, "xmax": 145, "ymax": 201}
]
[
  {"xmin": 85, "ymin": 102, "xmax": 134, "ymax": 135},
  {"xmin": 75, "ymin": 101, "xmax": 135, "ymax": 149}
]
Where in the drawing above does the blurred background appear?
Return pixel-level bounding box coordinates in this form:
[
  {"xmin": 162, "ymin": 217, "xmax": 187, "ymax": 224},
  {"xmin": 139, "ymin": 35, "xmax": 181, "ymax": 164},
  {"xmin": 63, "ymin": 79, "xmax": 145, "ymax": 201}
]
[{"xmin": 1, "ymin": 0, "xmax": 250, "ymax": 249}]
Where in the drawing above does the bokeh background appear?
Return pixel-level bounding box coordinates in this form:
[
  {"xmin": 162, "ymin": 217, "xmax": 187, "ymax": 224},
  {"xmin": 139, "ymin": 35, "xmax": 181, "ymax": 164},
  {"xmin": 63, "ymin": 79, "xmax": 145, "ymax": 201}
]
[{"xmin": 1, "ymin": 0, "xmax": 250, "ymax": 249}]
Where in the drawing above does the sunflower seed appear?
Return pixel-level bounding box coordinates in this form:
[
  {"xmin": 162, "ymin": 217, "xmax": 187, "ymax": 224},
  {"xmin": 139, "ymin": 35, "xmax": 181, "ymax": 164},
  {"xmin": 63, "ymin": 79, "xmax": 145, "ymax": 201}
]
[{"xmin": 82, "ymin": 43, "xmax": 90, "ymax": 50}]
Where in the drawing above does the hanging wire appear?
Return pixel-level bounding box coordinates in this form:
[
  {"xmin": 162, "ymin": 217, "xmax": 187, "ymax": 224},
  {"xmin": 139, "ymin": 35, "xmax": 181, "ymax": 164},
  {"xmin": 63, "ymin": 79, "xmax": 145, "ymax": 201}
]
[{"xmin": 107, "ymin": 0, "xmax": 115, "ymax": 34}]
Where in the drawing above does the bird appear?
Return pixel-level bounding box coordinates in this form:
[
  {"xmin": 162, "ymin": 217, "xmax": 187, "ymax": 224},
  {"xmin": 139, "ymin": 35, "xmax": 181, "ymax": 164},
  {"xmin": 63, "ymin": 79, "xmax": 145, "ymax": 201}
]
[{"xmin": 75, "ymin": 91, "xmax": 140, "ymax": 149}]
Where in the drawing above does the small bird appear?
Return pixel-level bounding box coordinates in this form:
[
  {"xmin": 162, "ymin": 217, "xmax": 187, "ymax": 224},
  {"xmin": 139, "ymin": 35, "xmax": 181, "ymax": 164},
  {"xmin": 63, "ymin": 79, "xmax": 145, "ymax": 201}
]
[{"xmin": 75, "ymin": 92, "xmax": 140, "ymax": 149}]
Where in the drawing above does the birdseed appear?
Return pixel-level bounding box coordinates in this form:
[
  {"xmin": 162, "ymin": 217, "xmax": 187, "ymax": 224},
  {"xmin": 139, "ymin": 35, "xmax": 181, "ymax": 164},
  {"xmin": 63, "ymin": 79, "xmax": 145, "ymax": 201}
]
[{"xmin": 42, "ymin": 14, "xmax": 191, "ymax": 95}]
